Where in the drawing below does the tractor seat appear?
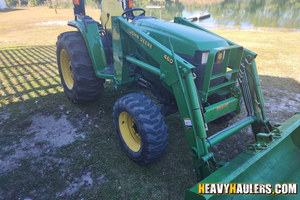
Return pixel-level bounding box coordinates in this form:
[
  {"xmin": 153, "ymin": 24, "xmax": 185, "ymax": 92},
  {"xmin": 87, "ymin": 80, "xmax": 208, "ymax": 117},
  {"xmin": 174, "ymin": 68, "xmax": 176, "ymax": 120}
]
[{"xmin": 100, "ymin": 0, "xmax": 124, "ymax": 33}]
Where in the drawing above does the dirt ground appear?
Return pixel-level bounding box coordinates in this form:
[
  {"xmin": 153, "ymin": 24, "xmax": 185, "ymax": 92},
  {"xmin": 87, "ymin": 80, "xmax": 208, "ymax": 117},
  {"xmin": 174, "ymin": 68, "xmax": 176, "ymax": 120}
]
[{"xmin": 0, "ymin": 114, "xmax": 78, "ymax": 173}]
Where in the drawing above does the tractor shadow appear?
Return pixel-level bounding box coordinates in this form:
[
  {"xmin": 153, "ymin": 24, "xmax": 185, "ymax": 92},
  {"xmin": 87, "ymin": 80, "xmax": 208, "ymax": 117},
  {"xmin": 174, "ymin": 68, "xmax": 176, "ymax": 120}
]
[{"xmin": 0, "ymin": 45, "xmax": 61, "ymax": 106}]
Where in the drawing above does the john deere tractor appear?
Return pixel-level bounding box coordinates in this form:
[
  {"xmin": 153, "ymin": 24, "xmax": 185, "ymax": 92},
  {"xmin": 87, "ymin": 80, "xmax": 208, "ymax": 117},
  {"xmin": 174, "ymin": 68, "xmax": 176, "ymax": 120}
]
[{"xmin": 56, "ymin": 0, "xmax": 300, "ymax": 199}]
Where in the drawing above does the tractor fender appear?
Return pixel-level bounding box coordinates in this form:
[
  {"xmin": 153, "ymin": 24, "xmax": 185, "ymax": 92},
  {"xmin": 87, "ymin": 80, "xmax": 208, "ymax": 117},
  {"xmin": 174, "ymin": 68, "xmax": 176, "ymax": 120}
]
[{"xmin": 67, "ymin": 19, "xmax": 110, "ymax": 78}]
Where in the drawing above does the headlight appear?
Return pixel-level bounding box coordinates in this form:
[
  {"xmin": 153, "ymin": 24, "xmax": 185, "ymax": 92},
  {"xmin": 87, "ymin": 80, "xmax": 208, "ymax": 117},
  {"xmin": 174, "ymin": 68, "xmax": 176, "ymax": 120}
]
[
  {"xmin": 215, "ymin": 50, "xmax": 225, "ymax": 64},
  {"xmin": 201, "ymin": 52, "xmax": 209, "ymax": 64},
  {"xmin": 194, "ymin": 50, "xmax": 225, "ymax": 65},
  {"xmin": 200, "ymin": 51, "xmax": 225, "ymax": 65}
]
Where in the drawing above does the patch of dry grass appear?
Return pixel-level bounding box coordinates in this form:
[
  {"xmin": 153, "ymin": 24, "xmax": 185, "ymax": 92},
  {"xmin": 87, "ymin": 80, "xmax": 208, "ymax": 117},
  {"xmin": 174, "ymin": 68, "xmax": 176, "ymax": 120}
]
[
  {"xmin": 0, "ymin": 7, "xmax": 101, "ymax": 48},
  {"xmin": 212, "ymin": 29, "xmax": 300, "ymax": 93}
]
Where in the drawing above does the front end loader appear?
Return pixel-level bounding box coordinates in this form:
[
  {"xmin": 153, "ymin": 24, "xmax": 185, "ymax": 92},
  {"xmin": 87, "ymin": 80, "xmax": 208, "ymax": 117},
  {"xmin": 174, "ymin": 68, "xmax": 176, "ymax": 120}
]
[{"xmin": 56, "ymin": 0, "xmax": 300, "ymax": 199}]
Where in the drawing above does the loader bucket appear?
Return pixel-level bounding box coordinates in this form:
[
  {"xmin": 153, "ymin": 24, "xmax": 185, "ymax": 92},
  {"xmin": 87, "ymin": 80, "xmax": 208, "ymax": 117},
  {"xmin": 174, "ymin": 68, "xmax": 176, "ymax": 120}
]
[{"xmin": 185, "ymin": 113, "xmax": 300, "ymax": 200}]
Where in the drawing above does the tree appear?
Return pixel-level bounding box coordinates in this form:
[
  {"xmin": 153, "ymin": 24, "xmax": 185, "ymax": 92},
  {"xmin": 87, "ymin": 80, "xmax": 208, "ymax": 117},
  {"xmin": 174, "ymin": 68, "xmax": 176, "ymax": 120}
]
[
  {"xmin": 5, "ymin": 0, "xmax": 18, "ymax": 7},
  {"xmin": 91, "ymin": 0, "xmax": 102, "ymax": 9}
]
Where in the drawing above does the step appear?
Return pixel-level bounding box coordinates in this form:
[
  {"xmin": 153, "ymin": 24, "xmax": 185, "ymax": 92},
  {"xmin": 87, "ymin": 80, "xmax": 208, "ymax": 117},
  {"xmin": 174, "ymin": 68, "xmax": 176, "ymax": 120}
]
[
  {"xmin": 210, "ymin": 69, "xmax": 239, "ymax": 80},
  {"xmin": 208, "ymin": 80, "xmax": 236, "ymax": 95}
]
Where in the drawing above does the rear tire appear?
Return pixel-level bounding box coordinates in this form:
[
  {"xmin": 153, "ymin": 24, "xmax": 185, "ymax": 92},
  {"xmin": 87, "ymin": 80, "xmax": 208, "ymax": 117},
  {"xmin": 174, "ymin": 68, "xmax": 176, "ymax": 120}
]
[
  {"xmin": 113, "ymin": 93, "xmax": 169, "ymax": 165},
  {"xmin": 56, "ymin": 31, "xmax": 105, "ymax": 103}
]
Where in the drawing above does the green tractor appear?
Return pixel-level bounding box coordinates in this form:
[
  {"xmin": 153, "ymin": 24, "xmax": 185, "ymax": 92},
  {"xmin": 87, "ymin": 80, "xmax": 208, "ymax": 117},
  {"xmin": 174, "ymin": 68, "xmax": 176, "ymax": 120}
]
[{"xmin": 56, "ymin": 0, "xmax": 300, "ymax": 199}]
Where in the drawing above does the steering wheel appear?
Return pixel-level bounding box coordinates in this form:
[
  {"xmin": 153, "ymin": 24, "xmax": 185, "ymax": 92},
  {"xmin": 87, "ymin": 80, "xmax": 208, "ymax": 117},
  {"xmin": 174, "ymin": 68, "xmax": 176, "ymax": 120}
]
[{"xmin": 122, "ymin": 8, "xmax": 145, "ymax": 20}]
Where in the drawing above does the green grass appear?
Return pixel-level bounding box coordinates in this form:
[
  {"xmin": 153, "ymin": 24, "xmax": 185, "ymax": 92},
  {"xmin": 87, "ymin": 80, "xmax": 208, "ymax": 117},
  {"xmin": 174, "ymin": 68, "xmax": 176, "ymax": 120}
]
[{"xmin": 0, "ymin": 6, "xmax": 299, "ymax": 200}]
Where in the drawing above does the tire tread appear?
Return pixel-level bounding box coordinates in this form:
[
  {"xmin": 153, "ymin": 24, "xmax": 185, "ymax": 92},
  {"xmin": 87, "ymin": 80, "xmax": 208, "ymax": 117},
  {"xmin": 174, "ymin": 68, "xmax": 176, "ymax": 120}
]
[
  {"xmin": 56, "ymin": 31, "xmax": 105, "ymax": 103},
  {"xmin": 113, "ymin": 93, "xmax": 168, "ymax": 165}
]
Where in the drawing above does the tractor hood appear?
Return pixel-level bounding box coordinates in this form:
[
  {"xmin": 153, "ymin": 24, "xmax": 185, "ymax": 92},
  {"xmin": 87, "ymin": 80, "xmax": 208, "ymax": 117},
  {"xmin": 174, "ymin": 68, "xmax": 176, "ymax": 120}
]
[{"xmin": 132, "ymin": 18, "xmax": 229, "ymax": 57}]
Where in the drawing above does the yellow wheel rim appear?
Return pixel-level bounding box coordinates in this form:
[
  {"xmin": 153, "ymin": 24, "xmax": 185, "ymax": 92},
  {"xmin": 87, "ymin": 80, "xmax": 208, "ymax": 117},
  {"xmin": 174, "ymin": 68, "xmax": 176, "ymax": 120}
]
[
  {"xmin": 119, "ymin": 111, "xmax": 141, "ymax": 152},
  {"xmin": 60, "ymin": 49, "xmax": 74, "ymax": 90}
]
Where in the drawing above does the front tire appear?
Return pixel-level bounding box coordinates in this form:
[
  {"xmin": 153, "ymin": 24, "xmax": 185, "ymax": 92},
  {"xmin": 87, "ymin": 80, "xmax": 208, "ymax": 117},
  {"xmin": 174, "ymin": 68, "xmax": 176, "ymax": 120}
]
[
  {"xmin": 56, "ymin": 31, "xmax": 105, "ymax": 103},
  {"xmin": 113, "ymin": 93, "xmax": 169, "ymax": 165}
]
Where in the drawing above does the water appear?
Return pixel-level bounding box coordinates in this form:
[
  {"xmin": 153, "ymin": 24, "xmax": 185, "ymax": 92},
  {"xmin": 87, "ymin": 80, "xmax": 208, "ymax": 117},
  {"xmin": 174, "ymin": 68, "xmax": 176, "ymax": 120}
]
[{"xmin": 134, "ymin": 0, "xmax": 300, "ymax": 32}]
